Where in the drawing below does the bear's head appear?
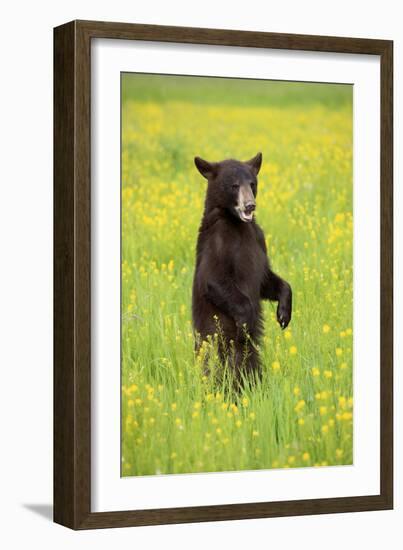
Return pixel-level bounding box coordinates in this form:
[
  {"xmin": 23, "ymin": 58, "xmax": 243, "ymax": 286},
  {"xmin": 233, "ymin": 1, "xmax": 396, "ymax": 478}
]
[{"xmin": 194, "ymin": 153, "xmax": 262, "ymax": 223}]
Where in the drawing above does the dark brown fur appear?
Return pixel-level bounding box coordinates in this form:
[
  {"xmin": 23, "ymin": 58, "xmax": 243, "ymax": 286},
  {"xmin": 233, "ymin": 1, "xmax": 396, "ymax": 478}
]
[{"xmin": 192, "ymin": 153, "xmax": 292, "ymax": 382}]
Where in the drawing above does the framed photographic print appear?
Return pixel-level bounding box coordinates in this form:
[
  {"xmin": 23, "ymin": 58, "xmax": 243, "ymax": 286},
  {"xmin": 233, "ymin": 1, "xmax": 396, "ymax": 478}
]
[{"xmin": 54, "ymin": 20, "xmax": 393, "ymax": 529}]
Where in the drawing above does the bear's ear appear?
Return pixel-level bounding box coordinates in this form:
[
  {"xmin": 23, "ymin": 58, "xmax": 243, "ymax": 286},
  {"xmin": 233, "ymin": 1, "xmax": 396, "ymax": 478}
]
[
  {"xmin": 194, "ymin": 157, "xmax": 216, "ymax": 179},
  {"xmin": 246, "ymin": 152, "xmax": 262, "ymax": 175}
]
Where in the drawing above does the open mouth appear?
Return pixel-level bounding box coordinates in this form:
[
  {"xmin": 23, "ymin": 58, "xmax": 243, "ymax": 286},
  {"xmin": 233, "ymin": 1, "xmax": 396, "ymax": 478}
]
[{"xmin": 238, "ymin": 209, "xmax": 254, "ymax": 223}]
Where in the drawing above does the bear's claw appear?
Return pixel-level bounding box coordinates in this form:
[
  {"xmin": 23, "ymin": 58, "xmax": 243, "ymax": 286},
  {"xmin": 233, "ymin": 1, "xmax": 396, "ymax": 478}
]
[{"xmin": 277, "ymin": 304, "xmax": 291, "ymax": 330}]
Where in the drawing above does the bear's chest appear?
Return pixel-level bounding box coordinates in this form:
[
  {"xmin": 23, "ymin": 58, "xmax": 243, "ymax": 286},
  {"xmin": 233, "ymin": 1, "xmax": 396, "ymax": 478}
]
[{"xmin": 231, "ymin": 227, "xmax": 266, "ymax": 292}]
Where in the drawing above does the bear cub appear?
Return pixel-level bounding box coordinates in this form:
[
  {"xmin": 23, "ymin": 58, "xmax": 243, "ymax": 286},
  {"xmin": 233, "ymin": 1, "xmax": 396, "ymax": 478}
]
[{"xmin": 192, "ymin": 152, "xmax": 292, "ymax": 381}]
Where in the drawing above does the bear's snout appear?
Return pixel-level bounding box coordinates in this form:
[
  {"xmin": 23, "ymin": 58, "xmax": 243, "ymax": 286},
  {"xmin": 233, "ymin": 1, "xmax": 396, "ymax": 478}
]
[
  {"xmin": 244, "ymin": 201, "xmax": 256, "ymax": 215},
  {"xmin": 235, "ymin": 184, "xmax": 256, "ymax": 222}
]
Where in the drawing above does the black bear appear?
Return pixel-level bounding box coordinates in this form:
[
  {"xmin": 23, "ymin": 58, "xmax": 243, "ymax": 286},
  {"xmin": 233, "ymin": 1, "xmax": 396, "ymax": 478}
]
[{"xmin": 192, "ymin": 153, "xmax": 292, "ymax": 382}]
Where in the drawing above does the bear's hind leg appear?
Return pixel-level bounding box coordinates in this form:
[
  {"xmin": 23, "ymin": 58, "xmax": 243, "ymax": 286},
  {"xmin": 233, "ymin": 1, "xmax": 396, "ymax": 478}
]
[{"xmin": 232, "ymin": 339, "xmax": 262, "ymax": 387}]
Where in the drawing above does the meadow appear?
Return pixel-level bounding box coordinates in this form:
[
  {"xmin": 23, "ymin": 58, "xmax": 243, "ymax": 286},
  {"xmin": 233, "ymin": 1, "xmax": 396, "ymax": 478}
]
[{"xmin": 121, "ymin": 74, "xmax": 353, "ymax": 476}]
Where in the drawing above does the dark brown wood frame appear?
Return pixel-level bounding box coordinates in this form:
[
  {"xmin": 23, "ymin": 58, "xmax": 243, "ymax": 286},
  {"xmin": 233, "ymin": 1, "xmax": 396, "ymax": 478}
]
[{"xmin": 54, "ymin": 19, "xmax": 393, "ymax": 530}]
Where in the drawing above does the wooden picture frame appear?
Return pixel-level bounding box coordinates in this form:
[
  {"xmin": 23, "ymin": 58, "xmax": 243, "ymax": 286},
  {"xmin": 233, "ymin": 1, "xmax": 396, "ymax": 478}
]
[{"xmin": 54, "ymin": 19, "xmax": 393, "ymax": 529}]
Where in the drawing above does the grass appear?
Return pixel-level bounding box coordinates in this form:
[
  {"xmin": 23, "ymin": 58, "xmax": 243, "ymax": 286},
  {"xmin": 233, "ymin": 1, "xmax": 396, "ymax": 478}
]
[{"xmin": 121, "ymin": 74, "xmax": 353, "ymax": 476}]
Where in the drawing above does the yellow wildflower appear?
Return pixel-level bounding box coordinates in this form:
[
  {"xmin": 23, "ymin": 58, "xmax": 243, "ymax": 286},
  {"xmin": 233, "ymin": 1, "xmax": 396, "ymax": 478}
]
[
  {"xmin": 338, "ymin": 396, "xmax": 346, "ymax": 408},
  {"xmin": 271, "ymin": 360, "xmax": 280, "ymax": 371},
  {"xmin": 294, "ymin": 399, "xmax": 306, "ymax": 412}
]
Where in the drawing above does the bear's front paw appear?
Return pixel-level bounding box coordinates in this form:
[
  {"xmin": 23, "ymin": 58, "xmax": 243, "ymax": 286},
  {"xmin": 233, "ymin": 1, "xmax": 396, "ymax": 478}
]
[{"xmin": 277, "ymin": 302, "xmax": 291, "ymax": 329}]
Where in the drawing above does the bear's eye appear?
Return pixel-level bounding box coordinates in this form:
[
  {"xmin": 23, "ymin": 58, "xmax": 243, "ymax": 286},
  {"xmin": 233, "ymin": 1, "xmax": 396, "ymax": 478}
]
[{"xmin": 231, "ymin": 183, "xmax": 240, "ymax": 191}]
